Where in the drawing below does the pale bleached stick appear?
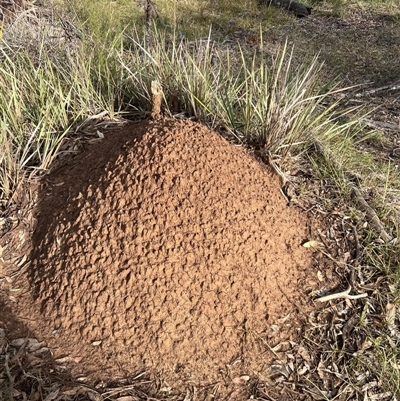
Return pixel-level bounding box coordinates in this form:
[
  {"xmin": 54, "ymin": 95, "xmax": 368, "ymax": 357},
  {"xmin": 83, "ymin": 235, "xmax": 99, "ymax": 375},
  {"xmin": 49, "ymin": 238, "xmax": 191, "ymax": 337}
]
[{"xmin": 316, "ymin": 286, "xmax": 368, "ymax": 303}]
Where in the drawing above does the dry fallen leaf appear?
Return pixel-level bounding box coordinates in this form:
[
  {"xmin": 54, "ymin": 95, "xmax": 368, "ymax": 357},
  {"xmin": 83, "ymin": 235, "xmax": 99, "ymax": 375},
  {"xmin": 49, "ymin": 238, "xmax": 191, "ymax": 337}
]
[
  {"xmin": 55, "ymin": 356, "xmax": 71, "ymax": 363},
  {"xmin": 43, "ymin": 388, "xmax": 60, "ymax": 401},
  {"xmin": 362, "ymin": 380, "xmax": 378, "ymax": 392},
  {"xmin": 385, "ymin": 303, "xmax": 396, "ymax": 327},
  {"xmin": 297, "ymin": 345, "xmax": 311, "ymax": 363},
  {"xmin": 232, "ymin": 375, "xmax": 250, "ymax": 385},
  {"xmin": 60, "ymin": 386, "xmax": 84, "ymax": 396},
  {"xmin": 269, "ymin": 364, "xmax": 290, "ymax": 379},
  {"xmin": 183, "ymin": 389, "xmax": 191, "ymax": 401},
  {"xmin": 369, "ymin": 392, "xmax": 392, "ymax": 400},
  {"xmin": 11, "ymin": 389, "xmax": 22, "ymax": 398},
  {"xmin": 278, "ymin": 313, "xmax": 291, "ymax": 323},
  {"xmin": 317, "ymin": 360, "xmax": 330, "ymax": 381},
  {"xmin": 25, "ymin": 354, "xmax": 44, "ymax": 367},
  {"xmin": 297, "ymin": 364, "xmax": 309, "ymax": 375},
  {"xmin": 11, "ymin": 338, "xmax": 45, "ymax": 352},
  {"xmin": 317, "ymin": 271, "xmax": 324, "ymax": 282},
  {"xmin": 302, "ymin": 240, "xmax": 323, "ymax": 249}
]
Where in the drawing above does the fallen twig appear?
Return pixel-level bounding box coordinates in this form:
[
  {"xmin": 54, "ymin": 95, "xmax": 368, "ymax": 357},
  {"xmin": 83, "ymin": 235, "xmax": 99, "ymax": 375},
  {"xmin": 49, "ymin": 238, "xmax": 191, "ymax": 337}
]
[
  {"xmin": 355, "ymin": 82, "xmax": 400, "ymax": 97},
  {"xmin": 315, "ymin": 286, "xmax": 368, "ymax": 303},
  {"xmin": 362, "ymin": 119, "xmax": 400, "ymax": 132},
  {"xmin": 350, "ymin": 185, "xmax": 394, "ymax": 243}
]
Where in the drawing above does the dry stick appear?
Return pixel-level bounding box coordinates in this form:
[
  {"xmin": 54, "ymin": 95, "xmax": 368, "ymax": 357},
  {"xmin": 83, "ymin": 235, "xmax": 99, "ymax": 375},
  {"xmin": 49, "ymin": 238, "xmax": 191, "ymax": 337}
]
[
  {"xmin": 350, "ymin": 185, "xmax": 393, "ymax": 243},
  {"xmin": 150, "ymin": 80, "xmax": 162, "ymax": 119},
  {"xmin": 362, "ymin": 119, "xmax": 400, "ymax": 132},
  {"xmin": 315, "ymin": 286, "xmax": 368, "ymax": 303},
  {"xmin": 4, "ymin": 354, "xmax": 14, "ymax": 387},
  {"xmin": 355, "ymin": 82, "xmax": 400, "ymax": 97},
  {"xmin": 352, "ymin": 224, "xmax": 361, "ymax": 262}
]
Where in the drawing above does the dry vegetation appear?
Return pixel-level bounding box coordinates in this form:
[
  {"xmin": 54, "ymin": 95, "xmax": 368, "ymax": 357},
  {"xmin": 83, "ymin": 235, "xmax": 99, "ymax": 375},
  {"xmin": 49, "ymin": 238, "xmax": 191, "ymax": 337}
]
[{"xmin": 1, "ymin": 0, "xmax": 400, "ymax": 400}]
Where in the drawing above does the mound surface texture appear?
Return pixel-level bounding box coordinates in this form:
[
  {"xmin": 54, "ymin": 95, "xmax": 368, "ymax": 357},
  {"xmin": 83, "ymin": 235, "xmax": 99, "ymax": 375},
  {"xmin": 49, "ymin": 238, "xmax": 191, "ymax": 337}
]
[{"xmin": 29, "ymin": 118, "xmax": 312, "ymax": 385}]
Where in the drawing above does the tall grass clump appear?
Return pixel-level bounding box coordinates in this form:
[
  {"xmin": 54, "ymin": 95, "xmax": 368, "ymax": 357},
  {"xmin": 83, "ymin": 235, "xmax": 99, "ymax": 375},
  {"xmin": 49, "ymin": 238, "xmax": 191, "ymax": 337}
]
[
  {"xmin": 0, "ymin": 21, "xmax": 362, "ymax": 206},
  {"xmin": 0, "ymin": 45, "xmax": 73, "ymax": 203},
  {"xmin": 0, "ymin": 35, "xmax": 128, "ymax": 206},
  {"xmin": 123, "ymin": 27, "xmax": 361, "ymax": 157}
]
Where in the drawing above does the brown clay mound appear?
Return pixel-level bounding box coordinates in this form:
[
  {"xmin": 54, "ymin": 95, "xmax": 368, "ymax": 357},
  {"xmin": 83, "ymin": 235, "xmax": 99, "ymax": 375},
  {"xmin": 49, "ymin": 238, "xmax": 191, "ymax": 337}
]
[{"xmin": 28, "ymin": 118, "xmax": 313, "ymax": 386}]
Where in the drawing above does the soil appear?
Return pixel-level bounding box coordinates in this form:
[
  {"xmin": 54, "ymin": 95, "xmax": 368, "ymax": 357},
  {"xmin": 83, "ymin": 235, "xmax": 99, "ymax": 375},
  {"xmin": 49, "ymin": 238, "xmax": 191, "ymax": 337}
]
[{"xmin": 4, "ymin": 117, "xmax": 317, "ymax": 389}]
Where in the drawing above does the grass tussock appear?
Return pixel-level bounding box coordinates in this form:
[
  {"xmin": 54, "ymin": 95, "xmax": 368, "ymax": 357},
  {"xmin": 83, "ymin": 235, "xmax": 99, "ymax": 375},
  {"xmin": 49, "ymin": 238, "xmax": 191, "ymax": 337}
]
[
  {"xmin": 0, "ymin": 17, "xmax": 358, "ymax": 205},
  {"xmin": 124, "ymin": 28, "xmax": 356, "ymax": 155},
  {"xmin": 0, "ymin": 40, "xmax": 120, "ymax": 205}
]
